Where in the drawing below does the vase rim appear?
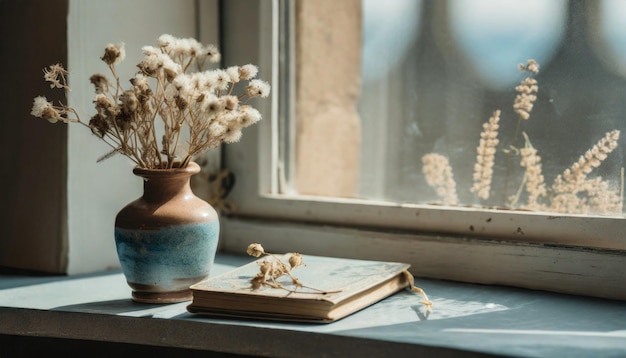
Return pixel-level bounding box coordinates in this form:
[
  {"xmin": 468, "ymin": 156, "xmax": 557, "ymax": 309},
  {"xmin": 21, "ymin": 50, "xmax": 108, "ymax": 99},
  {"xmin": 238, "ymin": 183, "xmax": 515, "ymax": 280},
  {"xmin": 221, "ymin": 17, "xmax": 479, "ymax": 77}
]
[{"xmin": 133, "ymin": 161, "xmax": 201, "ymax": 177}]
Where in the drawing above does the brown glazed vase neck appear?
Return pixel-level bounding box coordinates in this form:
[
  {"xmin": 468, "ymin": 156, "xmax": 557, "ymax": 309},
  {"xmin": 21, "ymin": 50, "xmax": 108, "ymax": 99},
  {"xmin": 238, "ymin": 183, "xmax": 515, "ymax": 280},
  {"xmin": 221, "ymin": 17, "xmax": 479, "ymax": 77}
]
[
  {"xmin": 116, "ymin": 161, "xmax": 216, "ymax": 229},
  {"xmin": 133, "ymin": 162, "xmax": 201, "ymax": 204}
]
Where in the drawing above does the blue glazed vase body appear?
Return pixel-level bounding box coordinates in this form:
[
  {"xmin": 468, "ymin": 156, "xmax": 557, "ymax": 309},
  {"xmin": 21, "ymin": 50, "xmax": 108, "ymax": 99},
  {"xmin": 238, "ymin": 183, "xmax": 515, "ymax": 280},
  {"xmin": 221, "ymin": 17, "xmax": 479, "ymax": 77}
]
[{"xmin": 114, "ymin": 162, "xmax": 219, "ymax": 303}]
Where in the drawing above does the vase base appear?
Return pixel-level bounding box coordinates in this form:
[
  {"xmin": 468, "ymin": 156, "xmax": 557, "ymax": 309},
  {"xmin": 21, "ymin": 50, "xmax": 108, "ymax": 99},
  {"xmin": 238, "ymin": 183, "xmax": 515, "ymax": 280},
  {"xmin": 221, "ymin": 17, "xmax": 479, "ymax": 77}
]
[{"xmin": 132, "ymin": 289, "xmax": 192, "ymax": 304}]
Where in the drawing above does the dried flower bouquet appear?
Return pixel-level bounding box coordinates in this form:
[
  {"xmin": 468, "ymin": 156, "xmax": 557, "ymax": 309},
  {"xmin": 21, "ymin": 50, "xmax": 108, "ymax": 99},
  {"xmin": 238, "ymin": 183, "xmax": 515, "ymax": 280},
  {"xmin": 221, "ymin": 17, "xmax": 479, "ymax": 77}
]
[{"xmin": 31, "ymin": 34, "xmax": 270, "ymax": 169}]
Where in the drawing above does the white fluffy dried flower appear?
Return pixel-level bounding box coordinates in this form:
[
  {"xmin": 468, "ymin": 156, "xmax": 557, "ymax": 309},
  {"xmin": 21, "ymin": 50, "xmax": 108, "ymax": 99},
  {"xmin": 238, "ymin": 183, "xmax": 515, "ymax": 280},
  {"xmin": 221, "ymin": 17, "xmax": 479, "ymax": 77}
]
[
  {"xmin": 239, "ymin": 64, "xmax": 258, "ymax": 80},
  {"xmin": 203, "ymin": 43, "xmax": 221, "ymax": 63},
  {"xmin": 31, "ymin": 96, "xmax": 65, "ymax": 123},
  {"xmin": 238, "ymin": 106, "xmax": 262, "ymax": 127},
  {"xmin": 226, "ymin": 66, "xmax": 241, "ymax": 83},
  {"xmin": 245, "ymin": 79, "xmax": 271, "ymax": 98},
  {"xmin": 101, "ymin": 42, "xmax": 125, "ymax": 65},
  {"xmin": 172, "ymin": 74, "xmax": 193, "ymax": 95}
]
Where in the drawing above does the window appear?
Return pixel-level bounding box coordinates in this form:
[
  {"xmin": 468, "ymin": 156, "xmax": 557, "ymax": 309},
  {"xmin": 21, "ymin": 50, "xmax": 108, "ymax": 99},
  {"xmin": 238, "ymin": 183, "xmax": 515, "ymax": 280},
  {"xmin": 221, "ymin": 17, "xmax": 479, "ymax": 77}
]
[{"xmin": 222, "ymin": 0, "xmax": 625, "ymax": 301}]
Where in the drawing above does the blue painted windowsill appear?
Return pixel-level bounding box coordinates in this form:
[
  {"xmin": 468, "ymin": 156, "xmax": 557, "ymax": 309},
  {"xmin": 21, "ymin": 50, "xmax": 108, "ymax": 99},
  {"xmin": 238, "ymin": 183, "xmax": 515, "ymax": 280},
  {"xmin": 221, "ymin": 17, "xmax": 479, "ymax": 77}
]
[{"xmin": 1, "ymin": 253, "xmax": 625, "ymax": 357}]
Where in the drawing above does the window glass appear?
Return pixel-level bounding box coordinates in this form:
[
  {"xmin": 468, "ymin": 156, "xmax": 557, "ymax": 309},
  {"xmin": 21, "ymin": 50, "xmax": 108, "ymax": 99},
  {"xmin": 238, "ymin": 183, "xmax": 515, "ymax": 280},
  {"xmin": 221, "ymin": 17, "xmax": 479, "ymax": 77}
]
[{"xmin": 294, "ymin": 0, "xmax": 625, "ymax": 217}]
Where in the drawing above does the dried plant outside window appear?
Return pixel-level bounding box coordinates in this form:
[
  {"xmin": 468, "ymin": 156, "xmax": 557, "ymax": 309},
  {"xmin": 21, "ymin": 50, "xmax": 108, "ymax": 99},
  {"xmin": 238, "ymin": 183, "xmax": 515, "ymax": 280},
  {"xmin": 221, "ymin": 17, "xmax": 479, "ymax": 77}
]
[
  {"xmin": 31, "ymin": 35, "xmax": 270, "ymax": 169},
  {"xmin": 470, "ymin": 110, "xmax": 501, "ymax": 200},
  {"xmin": 422, "ymin": 153, "xmax": 458, "ymax": 205},
  {"xmin": 422, "ymin": 60, "xmax": 623, "ymax": 216}
]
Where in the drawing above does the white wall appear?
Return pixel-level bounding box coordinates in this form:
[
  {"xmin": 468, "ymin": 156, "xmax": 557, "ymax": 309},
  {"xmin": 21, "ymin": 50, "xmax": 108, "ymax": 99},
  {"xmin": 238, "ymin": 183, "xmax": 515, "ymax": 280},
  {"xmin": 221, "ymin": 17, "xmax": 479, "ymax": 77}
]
[{"xmin": 66, "ymin": 0, "xmax": 202, "ymax": 274}]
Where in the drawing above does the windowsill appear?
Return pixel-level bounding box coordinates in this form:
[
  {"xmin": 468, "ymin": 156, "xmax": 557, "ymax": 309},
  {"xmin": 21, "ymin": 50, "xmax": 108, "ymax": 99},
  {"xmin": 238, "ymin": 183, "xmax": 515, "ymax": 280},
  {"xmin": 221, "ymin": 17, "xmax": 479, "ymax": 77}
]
[{"xmin": 1, "ymin": 253, "xmax": 625, "ymax": 357}]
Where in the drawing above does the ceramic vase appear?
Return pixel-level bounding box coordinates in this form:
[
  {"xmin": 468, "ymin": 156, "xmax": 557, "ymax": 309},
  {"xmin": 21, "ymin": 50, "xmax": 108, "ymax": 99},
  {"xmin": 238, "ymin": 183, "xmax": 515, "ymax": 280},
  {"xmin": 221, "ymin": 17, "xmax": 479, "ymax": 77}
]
[{"xmin": 114, "ymin": 162, "xmax": 219, "ymax": 303}]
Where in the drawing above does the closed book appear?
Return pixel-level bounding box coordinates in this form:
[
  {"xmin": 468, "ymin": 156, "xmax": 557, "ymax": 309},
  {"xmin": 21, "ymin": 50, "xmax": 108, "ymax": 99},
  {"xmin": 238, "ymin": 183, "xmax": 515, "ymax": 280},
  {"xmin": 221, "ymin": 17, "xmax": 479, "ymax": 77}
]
[{"xmin": 187, "ymin": 254, "xmax": 410, "ymax": 323}]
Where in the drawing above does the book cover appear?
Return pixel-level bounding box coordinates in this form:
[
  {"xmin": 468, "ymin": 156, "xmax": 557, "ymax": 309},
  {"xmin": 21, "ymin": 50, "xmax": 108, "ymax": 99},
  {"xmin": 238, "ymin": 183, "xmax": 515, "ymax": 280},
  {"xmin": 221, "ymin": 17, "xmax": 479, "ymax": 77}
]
[{"xmin": 187, "ymin": 254, "xmax": 410, "ymax": 323}]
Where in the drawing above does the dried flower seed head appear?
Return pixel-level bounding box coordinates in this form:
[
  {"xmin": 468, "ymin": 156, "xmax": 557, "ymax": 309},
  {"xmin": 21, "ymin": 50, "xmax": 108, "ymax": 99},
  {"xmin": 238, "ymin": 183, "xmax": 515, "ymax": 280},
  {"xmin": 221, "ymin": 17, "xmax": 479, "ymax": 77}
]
[
  {"xmin": 239, "ymin": 64, "xmax": 258, "ymax": 80},
  {"xmin": 223, "ymin": 128, "xmax": 243, "ymax": 143},
  {"xmin": 168, "ymin": 38, "xmax": 196, "ymax": 58},
  {"xmin": 120, "ymin": 90, "xmax": 138, "ymax": 113},
  {"xmin": 203, "ymin": 43, "xmax": 221, "ymax": 63},
  {"xmin": 551, "ymin": 177, "xmax": 622, "ymax": 215},
  {"xmin": 226, "ymin": 66, "xmax": 241, "ymax": 83},
  {"xmin": 560, "ymin": 130, "xmax": 620, "ymax": 184},
  {"xmin": 90, "ymin": 74, "xmax": 110, "ymax": 94},
  {"xmin": 247, "ymin": 243, "xmax": 266, "ymax": 257},
  {"xmin": 143, "ymin": 45, "xmax": 161, "ymax": 56},
  {"xmin": 161, "ymin": 55, "xmax": 182, "ymax": 82},
  {"xmin": 518, "ymin": 59, "xmax": 540, "ymax": 74},
  {"xmin": 174, "ymin": 94, "xmax": 188, "ymax": 110},
  {"xmin": 194, "ymin": 92, "xmax": 206, "ymax": 104},
  {"xmin": 197, "ymin": 71, "xmax": 218, "ymax": 90},
  {"xmin": 288, "ymin": 253, "xmax": 304, "ymax": 269},
  {"xmin": 519, "ymin": 134, "xmax": 547, "ymax": 210},
  {"xmin": 214, "ymin": 70, "xmax": 231, "ymax": 91},
  {"xmin": 93, "ymin": 94, "xmax": 116, "ymax": 117},
  {"xmin": 157, "ymin": 34, "xmax": 177, "ymax": 50},
  {"xmin": 187, "ymin": 38, "xmax": 204, "ymax": 57},
  {"xmin": 422, "ymin": 153, "xmax": 459, "ymax": 205},
  {"xmin": 101, "ymin": 42, "xmax": 125, "ymax": 65},
  {"xmin": 250, "ymin": 275, "xmax": 264, "ymax": 289},
  {"xmin": 207, "ymin": 121, "xmax": 227, "ymax": 140},
  {"xmin": 259, "ymin": 260, "xmax": 273, "ymax": 275},
  {"xmin": 223, "ymin": 95, "xmax": 239, "ymax": 111},
  {"xmin": 470, "ymin": 110, "xmax": 501, "ymax": 200},
  {"xmin": 549, "ymin": 130, "xmax": 621, "ymax": 215},
  {"xmin": 514, "ymin": 78, "xmax": 538, "ymax": 120},
  {"xmin": 89, "ymin": 114, "xmax": 109, "ymax": 138},
  {"xmin": 31, "ymin": 96, "xmax": 52, "ymax": 118},
  {"xmin": 43, "ymin": 63, "xmax": 69, "ymax": 90},
  {"xmin": 115, "ymin": 111, "xmax": 134, "ymax": 131},
  {"xmin": 44, "ymin": 108, "xmax": 65, "ymax": 123},
  {"xmin": 172, "ymin": 74, "xmax": 193, "ymax": 94},
  {"xmin": 174, "ymin": 38, "xmax": 193, "ymax": 57},
  {"xmin": 202, "ymin": 95, "xmax": 225, "ymax": 114},
  {"xmin": 245, "ymin": 79, "xmax": 271, "ymax": 98},
  {"xmin": 31, "ymin": 96, "xmax": 63, "ymax": 123},
  {"xmin": 137, "ymin": 50, "xmax": 165, "ymax": 77},
  {"xmin": 130, "ymin": 74, "xmax": 150, "ymax": 91},
  {"xmin": 238, "ymin": 106, "xmax": 262, "ymax": 127}
]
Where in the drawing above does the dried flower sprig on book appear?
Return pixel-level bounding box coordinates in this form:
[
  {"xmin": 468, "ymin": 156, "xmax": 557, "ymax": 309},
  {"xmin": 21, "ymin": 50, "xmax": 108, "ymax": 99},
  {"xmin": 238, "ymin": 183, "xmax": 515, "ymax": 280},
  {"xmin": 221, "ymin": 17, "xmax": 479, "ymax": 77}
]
[
  {"xmin": 246, "ymin": 243, "xmax": 433, "ymax": 312},
  {"xmin": 31, "ymin": 34, "xmax": 270, "ymax": 169},
  {"xmin": 422, "ymin": 59, "xmax": 623, "ymax": 216},
  {"xmin": 246, "ymin": 243, "xmax": 341, "ymax": 294}
]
